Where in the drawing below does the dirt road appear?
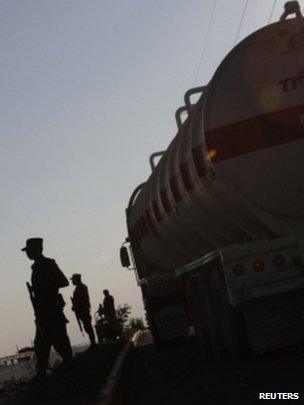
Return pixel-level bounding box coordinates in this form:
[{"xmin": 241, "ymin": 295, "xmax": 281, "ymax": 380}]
[{"xmin": 121, "ymin": 332, "xmax": 304, "ymax": 404}]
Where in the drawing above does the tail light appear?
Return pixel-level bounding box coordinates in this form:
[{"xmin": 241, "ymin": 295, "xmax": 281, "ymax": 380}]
[
  {"xmin": 233, "ymin": 264, "xmax": 245, "ymax": 276},
  {"xmin": 252, "ymin": 259, "xmax": 265, "ymax": 272},
  {"xmin": 273, "ymin": 254, "xmax": 285, "ymax": 267}
]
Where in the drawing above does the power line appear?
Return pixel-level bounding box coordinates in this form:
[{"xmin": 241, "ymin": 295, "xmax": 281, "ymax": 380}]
[
  {"xmin": 268, "ymin": 0, "xmax": 278, "ymax": 24},
  {"xmin": 233, "ymin": 0, "xmax": 249, "ymax": 46},
  {"xmin": 193, "ymin": 0, "xmax": 217, "ymax": 83}
]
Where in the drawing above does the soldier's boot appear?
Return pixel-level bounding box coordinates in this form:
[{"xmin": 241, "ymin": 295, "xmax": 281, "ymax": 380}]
[
  {"xmin": 88, "ymin": 327, "xmax": 97, "ymax": 348},
  {"xmin": 34, "ymin": 366, "xmax": 48, "ymax": 382}
]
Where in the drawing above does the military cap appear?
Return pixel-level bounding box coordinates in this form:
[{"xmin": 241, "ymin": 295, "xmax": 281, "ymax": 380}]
[
  {"xmin": 21, "ymin": 238, "xmax": 43, "ymax": 252},
  {"xmin": 71, "ymin": 273, "xmax": 81, "ymax": 280}
]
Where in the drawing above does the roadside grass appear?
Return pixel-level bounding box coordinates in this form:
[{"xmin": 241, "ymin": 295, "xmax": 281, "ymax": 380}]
[{"xmin": 1, "ymin": 339, "xmax": 126, "ymax": 405}]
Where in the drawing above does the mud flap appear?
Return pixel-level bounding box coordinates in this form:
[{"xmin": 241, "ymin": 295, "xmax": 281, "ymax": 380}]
[
  {"xmin": 154, "ymin": 305, "xmax": 189, "ymax": 341},
  {"xmin": 243, "ymin": 292, "xmax": 304, "ymax": 352}
]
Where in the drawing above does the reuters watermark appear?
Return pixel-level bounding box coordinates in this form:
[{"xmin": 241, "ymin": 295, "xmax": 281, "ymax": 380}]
[{"xmin": 259, "ymin": 393, "xmax": 300, "ymax": 400}]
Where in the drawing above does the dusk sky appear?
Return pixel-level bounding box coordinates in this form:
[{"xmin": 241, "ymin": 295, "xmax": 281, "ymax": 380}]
[{"xmin": 0, "ymin": 0, "xmax": 289, "ymax": 355}]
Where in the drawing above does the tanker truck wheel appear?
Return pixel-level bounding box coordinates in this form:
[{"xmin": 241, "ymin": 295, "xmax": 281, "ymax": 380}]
[
  {"xmin": 211, "ymin": 270, "xmax": 244, "ymax": 358},
  {"xmin": 194, "ymin": 276, "xmax": 222, "ymax": 357},
  {"xmin": 145, "ymin": 312, "xmax": 164, "ymax": 348}
]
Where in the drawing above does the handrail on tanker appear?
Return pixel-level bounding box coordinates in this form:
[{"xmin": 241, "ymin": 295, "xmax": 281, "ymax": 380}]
[
  {"xmin": 280, "ymin": 1, "xmax": 303, "ymax": 20},
  {"xmin": 175, "ymin": 106, "xmax": 189, "ymax": 130},
  {"xmin": 184, "ymin": 86, "xmax": 206, "ymax": 108},
  {"xmin": 150, "ymin": 151, "xmax": 165, "ymax": 171},
  {"xmin": 127, "ymin": 182, "xmax": 145, "ymax": 209}
]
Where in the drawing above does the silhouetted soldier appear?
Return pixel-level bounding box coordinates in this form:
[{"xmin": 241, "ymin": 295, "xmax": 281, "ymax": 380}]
[
  {"xmin": 103, "ymin": 289, "xmax": 116, "ymax": 323},
  {"xmin": 71, "ymin": 273, "xmax": 96, "ymax": 348},
  {"xmin": 22, "ymin": 238, "xmax": 73, "ymax": 379},
  {"xmin": 102, "ymin": 289, "xmax": 118, "ymax": 339}
]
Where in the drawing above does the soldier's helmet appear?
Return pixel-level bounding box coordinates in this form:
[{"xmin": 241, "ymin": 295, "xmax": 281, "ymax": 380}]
[
  {"xmin": 71, "ymin": 273, "xmax": 82, "ymax": 281},
  {"xmin": 21, "ymin": 238, "xmax": 43, "ymax": 252}
]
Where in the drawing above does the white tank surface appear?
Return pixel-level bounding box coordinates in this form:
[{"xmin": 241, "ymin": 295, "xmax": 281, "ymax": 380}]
[{"xmin": 128, "ymin": 12, "xmax": 304, "ymax": 273}]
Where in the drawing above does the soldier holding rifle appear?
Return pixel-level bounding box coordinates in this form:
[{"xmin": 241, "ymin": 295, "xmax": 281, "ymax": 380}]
[
  {"xmin": 22, "ymin": 238, "xmax": 73, "ymax": 379},
  {"xmin": 71, "ymin": 273, "xmax": 97, "ymax": 349}
]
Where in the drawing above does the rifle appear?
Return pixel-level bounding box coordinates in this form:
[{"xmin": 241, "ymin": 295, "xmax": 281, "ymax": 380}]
[
  {"xmin": 71, "ymin": 297, "xmax": 84, "ymax": 336},
  {"xmin": 26, "ymin": 282, "xmax": 36, "ymax": 313},
  {"xmin": 26, "ymin": 282, "xmax": 44, "ymax": 335}
]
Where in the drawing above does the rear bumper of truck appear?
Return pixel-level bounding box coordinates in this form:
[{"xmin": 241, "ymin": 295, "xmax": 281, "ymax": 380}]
[
  {"xmin": 176, "ymin": 237, "xmax": 304, "ymax": 306},
  {"xmin": 175, "ymin": 237, "xmax": 304, "ymax": 352},
  {"xmin": 221, "ymin": 237, "xmax": 304, "ymax": 307}
]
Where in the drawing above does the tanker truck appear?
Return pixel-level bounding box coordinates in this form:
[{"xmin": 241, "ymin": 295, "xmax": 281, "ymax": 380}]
[{"xmin": 120, "ymin": 1, "xmax": 304, "ymax": 356}]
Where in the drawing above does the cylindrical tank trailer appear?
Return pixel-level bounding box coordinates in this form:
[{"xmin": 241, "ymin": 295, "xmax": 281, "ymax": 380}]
[{"xmin": 121, "ymin": 2, "xmax": 304, "ymax": 355}]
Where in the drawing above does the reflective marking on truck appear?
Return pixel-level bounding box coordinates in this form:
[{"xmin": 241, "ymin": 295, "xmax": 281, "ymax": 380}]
[{"xmin": 206, "ymin": 104, "xmax": 304, "ymax": 162}]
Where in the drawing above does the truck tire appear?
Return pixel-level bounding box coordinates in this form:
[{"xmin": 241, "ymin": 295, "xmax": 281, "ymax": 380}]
[
  {"xmin": 145, "ymin": 311, "xmax": 164, "ymax": 348},
  {"xmin": 211, "ymin": 269, "xmax": 246, "ymax": 358},
  {"xmin": 191, "ymin": 276, "xmax": 222, "ymax": 357},
  {"xmin": 149, "ymin": 325, "xmax": 164, "ymax": 347}
]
